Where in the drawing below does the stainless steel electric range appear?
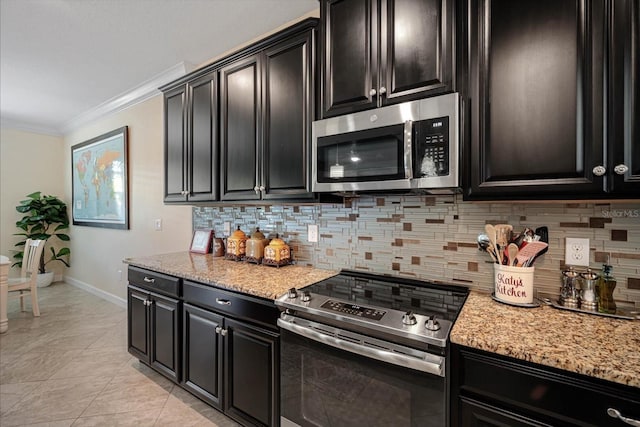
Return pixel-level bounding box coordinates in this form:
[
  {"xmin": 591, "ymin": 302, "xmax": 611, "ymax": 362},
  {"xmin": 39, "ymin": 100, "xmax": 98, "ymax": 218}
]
[{"xmin": 275, "ymin": 270, "xmax": 469, "ymax": 427}]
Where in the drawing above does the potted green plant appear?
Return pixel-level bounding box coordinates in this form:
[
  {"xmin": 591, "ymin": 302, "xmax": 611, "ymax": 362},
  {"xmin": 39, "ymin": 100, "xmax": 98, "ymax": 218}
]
[{"xmin": 13, "ymin": 192, "xmax": 71, "ymax": 287}]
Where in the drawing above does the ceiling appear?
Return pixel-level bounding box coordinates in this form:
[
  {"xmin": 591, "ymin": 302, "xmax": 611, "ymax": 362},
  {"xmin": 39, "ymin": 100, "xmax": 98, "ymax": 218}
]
[{"xmin": 0, "ymin": 0, "xmax": 318, "ymax": 136}]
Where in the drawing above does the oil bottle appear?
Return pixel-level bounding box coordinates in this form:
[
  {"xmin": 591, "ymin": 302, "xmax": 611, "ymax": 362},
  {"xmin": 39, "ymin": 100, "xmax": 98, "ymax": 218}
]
[{"xmin": 597, "ymin": 260, "xmax": 617, "ymax": 314}]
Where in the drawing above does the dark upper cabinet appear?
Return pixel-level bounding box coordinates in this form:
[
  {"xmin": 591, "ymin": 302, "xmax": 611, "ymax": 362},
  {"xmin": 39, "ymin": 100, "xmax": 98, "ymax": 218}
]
[
  {"xmin": 464, "ymin": 0, "xmax": 638, "ymax": 200},
  {"xmin": 609, "ymin": 0, "xmax": 640, "ymax": 195},
  {"xmin": 321, "ymin": 0, "xmax": 454, "ymax": 118},
  {"xmin": 164, "ymin": 85, "xmax": 188, "ymax": 202},
  {"xmin": 221, "ymin": 26, "xmax": 316, "ymax": 201},
  {"xmin": 220, "ymin": 55, "xmax": 261, "ymax": 201},
  {"xmin": 163, "ymin": 72, "xmax": 218, "ymax": 203}
]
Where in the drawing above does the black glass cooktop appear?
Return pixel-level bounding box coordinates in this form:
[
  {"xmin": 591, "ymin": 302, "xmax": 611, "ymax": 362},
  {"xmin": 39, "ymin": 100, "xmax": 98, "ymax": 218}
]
[{"xmin": 302, "ymin": 270, "xmax": 468, "ymax": 322}]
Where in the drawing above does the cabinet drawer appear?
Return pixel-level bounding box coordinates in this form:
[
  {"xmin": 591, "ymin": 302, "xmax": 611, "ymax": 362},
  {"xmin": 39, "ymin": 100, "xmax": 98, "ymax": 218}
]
[
  {"xmin": 128, "ymin": 266, "xmax": 181, "ymax": 297},
  {"xmin": 183, "ymin": 281, "xmax": 279, "ymax": 329},
  {"xmin": 456, "ymin": 347, "xmax": 640, "ymax": 426}
]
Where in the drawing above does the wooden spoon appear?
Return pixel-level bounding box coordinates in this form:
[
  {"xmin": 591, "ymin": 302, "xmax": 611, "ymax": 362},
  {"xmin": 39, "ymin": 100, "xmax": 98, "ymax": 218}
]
[
  {"xmin": 485, "ymin": 224, "xmax": 501, "ymax": 264},
  {"xmin": 507, "ymin": 243, "xmax": 519, "ymax": 266}
]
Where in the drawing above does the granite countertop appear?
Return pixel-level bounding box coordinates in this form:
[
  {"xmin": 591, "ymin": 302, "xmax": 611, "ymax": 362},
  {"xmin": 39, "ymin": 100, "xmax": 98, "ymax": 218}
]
[
  {"xmin": 451, "ymin": 291, "xmax": 640, "ymax": 388},
  {"xmin": 124, "ymin": 252, "xmax": 339, "ymax": 300}
]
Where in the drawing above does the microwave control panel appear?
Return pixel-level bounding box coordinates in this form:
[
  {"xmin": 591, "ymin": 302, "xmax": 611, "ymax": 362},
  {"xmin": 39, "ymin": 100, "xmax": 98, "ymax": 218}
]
[{"xmin": 413, "ymin": 117, "xmax": 449, "ymax": 178}]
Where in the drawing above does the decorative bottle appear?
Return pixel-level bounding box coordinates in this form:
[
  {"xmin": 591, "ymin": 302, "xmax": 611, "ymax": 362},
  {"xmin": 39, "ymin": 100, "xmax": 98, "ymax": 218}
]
[{"xmin": 597, "ymin": 262, "xmax": 617, "ymax": 314}]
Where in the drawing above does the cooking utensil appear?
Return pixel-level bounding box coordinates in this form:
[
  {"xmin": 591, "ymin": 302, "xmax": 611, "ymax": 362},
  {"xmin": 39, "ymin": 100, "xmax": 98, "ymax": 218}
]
[
  {"xmin": 494, "ymin": 224, "xmax": 513, "ymax": 248},
  {"xmin": 485, "ymin": 224, "xmax": 501, "ymax": 264},
  {"xmin": 477, "ymin": 234, "xmax": 491, "ymax": 251},
  {"xmin": 486, "ymin": 243, "xmax": 499, "ymax": 264},
  {"xmin": 507, "ymin": 243, "xmax": 519, "ymax": 266},
  {"xmin": 515, "ymin": 241, "xmax": 548, "ymax": 267}
]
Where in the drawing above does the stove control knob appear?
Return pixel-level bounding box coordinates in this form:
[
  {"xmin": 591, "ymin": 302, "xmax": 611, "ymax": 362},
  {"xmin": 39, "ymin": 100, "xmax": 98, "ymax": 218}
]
[
  {"xmin": 287, "ymin": 288, "xmax": 298, "ymax": 299},
  {"xmin": 402, "ymin": 311, "xmax": 417, "ymax": 325},
  {"xmin": 425, "ymin": 315, "xmax": 441, "ymax": 331},
  {"xmin": 301, "ymin": 291, "xmax": 311, "ymax": 302}
]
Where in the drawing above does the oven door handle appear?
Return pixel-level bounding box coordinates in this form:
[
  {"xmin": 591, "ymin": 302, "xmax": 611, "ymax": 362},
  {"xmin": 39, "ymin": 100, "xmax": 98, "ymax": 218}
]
[{"xmin": 278, "ymin": 317, "xmax": 445, "ymax": 377}]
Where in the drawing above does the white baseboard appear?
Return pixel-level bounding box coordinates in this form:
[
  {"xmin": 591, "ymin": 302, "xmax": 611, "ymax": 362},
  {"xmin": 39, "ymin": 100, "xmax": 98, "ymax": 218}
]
[{"xmin": 64, "ymin": 276, "xmax": 126, "ymax": 308}]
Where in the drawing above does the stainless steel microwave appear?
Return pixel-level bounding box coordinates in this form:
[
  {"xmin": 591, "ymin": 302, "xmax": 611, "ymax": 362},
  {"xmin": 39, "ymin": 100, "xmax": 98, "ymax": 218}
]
[{"xmin": 312, "ymin": 93, "xmax": 460, "ymax": 193}]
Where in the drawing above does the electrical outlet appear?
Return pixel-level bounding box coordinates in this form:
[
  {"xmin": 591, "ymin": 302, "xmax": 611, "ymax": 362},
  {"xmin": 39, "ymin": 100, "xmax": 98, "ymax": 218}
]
[
  {"xmin": 565, "ymin": 238, "xmax": 590, "ymax": 267},
  {"xmin": 308, "ymin": 224, "xmax": 319, "ymax": 243},
  {"xmin": 154, "ymin": 219, "xmax": 162, "ymax": 231},
  {"xmin": 223, "ymin": 222, "xmax": 231, "ymax": 236}
]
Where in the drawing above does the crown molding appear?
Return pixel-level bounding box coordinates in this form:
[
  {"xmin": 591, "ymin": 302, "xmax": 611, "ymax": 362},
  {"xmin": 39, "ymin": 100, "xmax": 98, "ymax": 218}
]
[
  {"xmin": 61, "ymin": 61, "xmax": 195, "ymax": 134},
  {"xmin": 0, "ymin": 116, "xmax": 63, "ymax": 137}
]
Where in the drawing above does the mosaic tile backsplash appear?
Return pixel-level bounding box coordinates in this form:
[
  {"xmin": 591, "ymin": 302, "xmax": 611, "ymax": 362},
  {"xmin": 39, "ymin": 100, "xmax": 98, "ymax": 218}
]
[{"xmin": 193, "ymin": 195, "xmax": 640, "ymax": 307}]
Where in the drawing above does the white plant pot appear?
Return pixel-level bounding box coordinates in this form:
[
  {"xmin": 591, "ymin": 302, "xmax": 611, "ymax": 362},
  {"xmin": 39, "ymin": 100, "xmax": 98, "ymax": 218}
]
[{"xmin": 36, "ymin": 272, "xmax": 55, "ymax": 288}]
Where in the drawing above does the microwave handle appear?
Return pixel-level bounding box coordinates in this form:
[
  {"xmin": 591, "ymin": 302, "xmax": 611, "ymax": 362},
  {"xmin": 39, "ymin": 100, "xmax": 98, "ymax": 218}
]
[{"xmin": 404, "ymin": 120, "xmax": 413, "ymax": 179}]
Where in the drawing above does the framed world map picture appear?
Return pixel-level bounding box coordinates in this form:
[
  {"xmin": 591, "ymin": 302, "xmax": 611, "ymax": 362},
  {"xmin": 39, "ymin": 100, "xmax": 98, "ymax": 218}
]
[{"xmin": 71, "ymin": 126, "xmax": 129, "ymax": 229}]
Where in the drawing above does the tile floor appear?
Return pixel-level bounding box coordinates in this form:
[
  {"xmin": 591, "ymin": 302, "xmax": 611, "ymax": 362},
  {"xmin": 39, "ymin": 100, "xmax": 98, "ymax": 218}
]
[{"xmin": 0, "ymin": 282, "xmax": 241, "ymax": 426}]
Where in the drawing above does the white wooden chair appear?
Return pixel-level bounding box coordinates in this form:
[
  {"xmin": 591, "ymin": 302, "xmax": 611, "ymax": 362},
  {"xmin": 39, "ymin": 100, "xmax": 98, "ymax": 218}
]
[{"xmin": 8, "ymin": 239, "xmax": 45, "ymax": 317}]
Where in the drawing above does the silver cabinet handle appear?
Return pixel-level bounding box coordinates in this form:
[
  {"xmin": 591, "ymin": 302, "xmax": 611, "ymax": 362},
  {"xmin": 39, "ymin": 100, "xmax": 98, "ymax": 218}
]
[
  {"xmin": 369, "ymin": 88, "xmax": 377, "ymax": 96},
  {"xmin": 608, "ymin": 408, "xmax": 640, "ymax": 426},
  {"xmin": 220, "ymin": 329, "xmax": 228, "ymax": 336},
  {"xmin": 379, "ymin": 86, "xmax": 387, "ymax": 95},
  {"xmin": 143, "ymin": 277, "xmax": 155, "ymax": 283},
  {"xmin": 592, "ymin": 165, "xmax": 607, "ymax": 176},
  {"xmin": 215, "ymin": 326, "xmax": 222, "ymax": 334},
  {"xmin": 614, "ymin": 164, "xmax": 629, "ymax": 175},
  {"xmin": 216, "ymin": 298, "xmax": 231, "ymax": 306}
]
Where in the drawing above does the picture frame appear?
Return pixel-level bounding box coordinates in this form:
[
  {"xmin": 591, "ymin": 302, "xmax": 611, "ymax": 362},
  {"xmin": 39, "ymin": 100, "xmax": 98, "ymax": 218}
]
[
  {"xmin": 190, "ymin": 230, "xmax": 213, "ymax": 254},
  {"xmin": 71, "ymin": 126, "xmax": 129, "ymax": 229}
]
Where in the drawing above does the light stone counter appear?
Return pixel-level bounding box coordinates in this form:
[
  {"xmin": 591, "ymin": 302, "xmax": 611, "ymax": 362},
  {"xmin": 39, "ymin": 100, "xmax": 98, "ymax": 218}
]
[
  {"xmin": 124, "ymin": 252, "xmax": 339, "ymax": 300},
  {"xmin": 451, "ymin": 291, "xmax": 640, "ymax": 388}
]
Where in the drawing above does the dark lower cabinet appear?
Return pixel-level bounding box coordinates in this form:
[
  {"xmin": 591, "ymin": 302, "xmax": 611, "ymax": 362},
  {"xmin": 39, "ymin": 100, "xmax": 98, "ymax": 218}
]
[
  {"xmin": 127, "ymin": 285, "xmax": 180, "ymax": 383},
  {"xmin": 224, "ymin": 318, "xmax": 279, "ymax": 427},
  {"xmin": 182, "ymin": 303, "xmax": 223, "ymax": 408},
  {"xmin": 451, "ymin": 344, "xmax": 640, "ymax": 427}
]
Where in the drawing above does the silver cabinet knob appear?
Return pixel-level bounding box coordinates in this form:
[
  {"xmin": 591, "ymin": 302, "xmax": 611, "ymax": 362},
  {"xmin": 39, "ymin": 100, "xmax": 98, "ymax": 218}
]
[
  {"xmin": 220, "ymin": 329, "xmax": 228, "ymax": 337},
  {"xmin": 369, "ymin": 88, "xmax": 377, "ymax": 96},
  {"xmin": 614, "ymin": 164, "xmax": 629, "ymax": 175},
  {"xmin": 254, "ymin": 185, "xmax": 260, "ymax": 194},
  {"xmin": 259, "ymin": 185, "xmax": 265, "ymax": 191},
  {"xmin": 215, "ymin": 326, "xmax": 222, "ymax": 334},
  {"xmin": 607, "ymin": 408, "xmax": 640, "ymax": 426},
  {"xmin": 379, "ymin": 86, "xmax": 387, "ymax": 95},
  {"xmin": 592, "ymin": 165, "xmax": 607, "ymax": 176}
]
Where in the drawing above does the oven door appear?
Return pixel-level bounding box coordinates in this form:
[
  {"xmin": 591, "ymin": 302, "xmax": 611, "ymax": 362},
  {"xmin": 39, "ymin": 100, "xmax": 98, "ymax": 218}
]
[{"xmin": 279, "ymin": 317, "xmax": 447, "ymax": 427}]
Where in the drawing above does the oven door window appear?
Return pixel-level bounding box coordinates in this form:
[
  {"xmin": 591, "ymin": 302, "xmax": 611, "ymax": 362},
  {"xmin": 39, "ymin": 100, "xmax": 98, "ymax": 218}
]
[
  {"xmin": 281, "ymin": 329, "xmax": 445, "ymax": 427},
  {"xmin": 316, "ymin": 124, "xmax": 406, "ymax": 183}
]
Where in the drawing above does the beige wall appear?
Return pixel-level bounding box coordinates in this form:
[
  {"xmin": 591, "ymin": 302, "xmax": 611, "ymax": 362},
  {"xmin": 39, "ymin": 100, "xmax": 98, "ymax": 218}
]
[
  {"xmin": 62, "ymin": 95, "xmax": 191, "ymax": 303},
  {"xmin": 0, "ymin": 129, "xmax": 66, "ymax": 278}
]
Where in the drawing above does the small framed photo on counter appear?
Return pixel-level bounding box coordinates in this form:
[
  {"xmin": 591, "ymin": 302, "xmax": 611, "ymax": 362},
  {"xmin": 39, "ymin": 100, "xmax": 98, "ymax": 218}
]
[{"xmin": 190, "ymin": 230, "xmax": 213, "ymax": 254}]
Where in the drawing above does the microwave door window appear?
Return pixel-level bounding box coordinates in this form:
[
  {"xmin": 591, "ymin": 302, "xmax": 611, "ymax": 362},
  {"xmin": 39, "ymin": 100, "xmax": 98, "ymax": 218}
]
[{"xmin": 317, "ymin": 125, "xmax": 405, "ymax": 183}]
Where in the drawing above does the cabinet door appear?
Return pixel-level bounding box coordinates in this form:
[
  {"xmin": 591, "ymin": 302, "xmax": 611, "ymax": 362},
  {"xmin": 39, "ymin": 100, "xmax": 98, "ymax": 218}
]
[
  {"xmin": 149, "ymin": 293, "xmax": 180, "ymax": 382},
  {"xmin": 380, "ymin": 0, "xmax": 453, "ymax": 105},
  {"xmin": 465, "ymin": 0, "xmax": 606, "ymax": 200},
  {"xmin": 164, "ymin": 85, "xmax": 188, "ymax": 202},
  {"xmin": 187, "ymin": 72, "xmax": 219, "ymax": 201},
  {"xmin": 262, "ymin": 30, "xmax": 315, "ymax": 200},
  {"xmin": 182, "ymin": 303, "xmax": 223, "ymax": 409},
  {"xmin": 127, "ymin": 286, "xmax": 149, "ymax": 361},
  {"xmin": 610, "ymin": 0, "xmax": 640, "ymax": 195},
  {"xmin": 220, "ymin": 54, "xmax": 261, "ymax": 201},
  {"xmin": 322, "ymin": 0, "xmax": 378, "ymax": 117},
  {"xmin": 224, "ymin": 319, "xmax": 279, "ymax": 427}
]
